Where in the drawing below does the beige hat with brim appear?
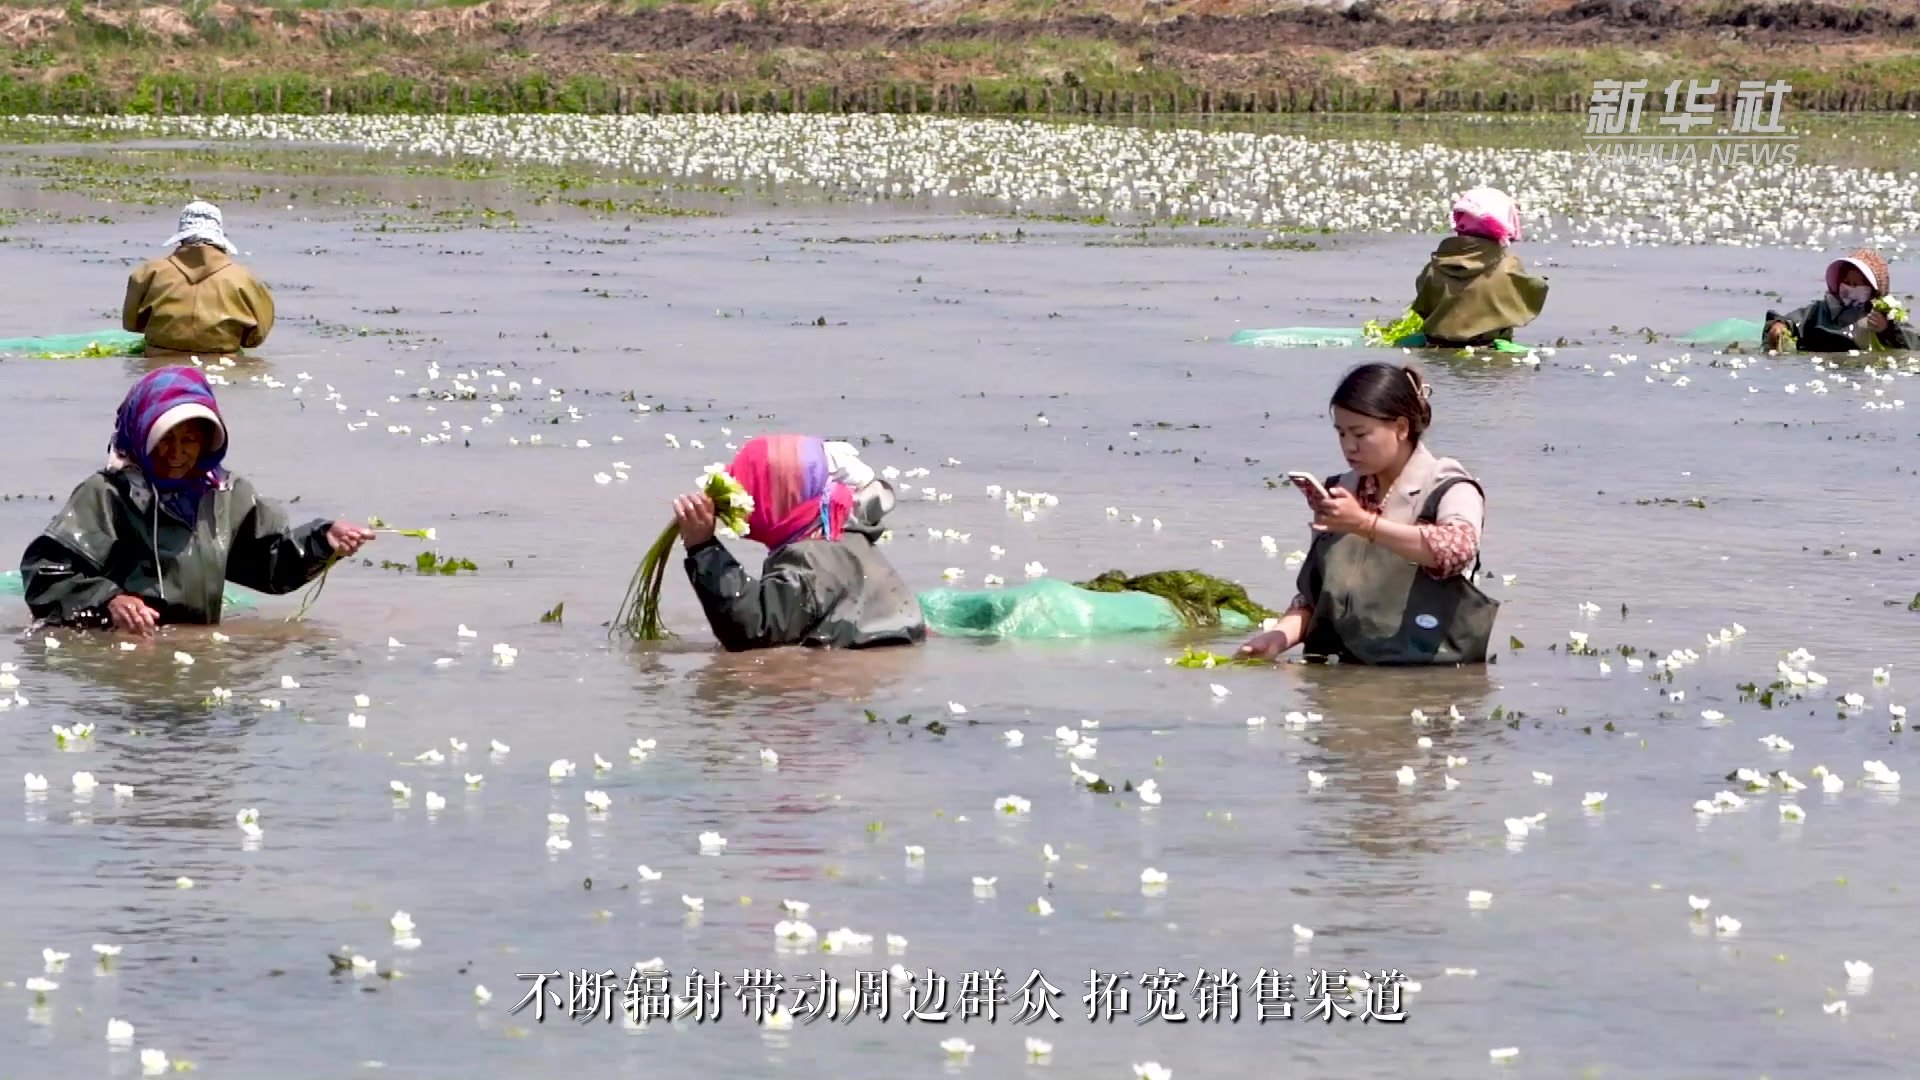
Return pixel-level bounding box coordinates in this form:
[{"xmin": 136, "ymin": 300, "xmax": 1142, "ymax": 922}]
[{"xmin": 145, "ymin": 403, "xmax": 227, "ymax": 456}]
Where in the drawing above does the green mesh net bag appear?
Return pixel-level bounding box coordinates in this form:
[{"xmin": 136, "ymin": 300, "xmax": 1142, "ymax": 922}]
[
  {"xmin": 0, "ymin": 330, "xmax": 146, "ymax": 359},
  {"xmin": 916, "ymin": 571, "xmax": 1274, "ymax": 639},
  {"xmin": 1677, "ymin": 318, "xmax": 1771, "ymax": 351}
]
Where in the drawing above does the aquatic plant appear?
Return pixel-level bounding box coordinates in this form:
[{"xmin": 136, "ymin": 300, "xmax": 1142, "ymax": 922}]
[
  {"xmin": 612, "ymin": 465, "xmax": 752, "ymax": 640},
  {"xmin": 1362, "ymin": 309, "xmax": 1424, "ymax": 347},
  {"xmin": 1076, "ymin": 569, "xmax": 1277, "ymax": 628}
]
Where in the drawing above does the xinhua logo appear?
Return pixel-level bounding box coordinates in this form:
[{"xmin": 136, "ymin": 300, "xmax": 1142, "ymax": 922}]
[{"xmin": 1584, "ymin": 79, "xmax": 1799, "ymax": 166}]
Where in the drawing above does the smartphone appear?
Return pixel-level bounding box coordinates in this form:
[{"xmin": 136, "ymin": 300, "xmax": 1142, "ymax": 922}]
[{"xmin": 1285, "ymin": 472, "xmax": 1330, "ymax": 502}]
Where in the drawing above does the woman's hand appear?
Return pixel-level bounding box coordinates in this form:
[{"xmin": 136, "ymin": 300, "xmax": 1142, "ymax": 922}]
[
  {"xmin": 1311, "ymin": 487, "xmax": 1376, "ymax": 537},
  {"xmin": 327, "ymin": 522, "xmax": 376, "ymax": 556},
  {"xmin": 1237, "ymin": 628, "xmax": 1292, "ymax": 660},
  {"xmin": 1867, "ymin": 311, "xmax": 1891, "ymax": 333},
  {"xmin": 1763, "ymin": 320, "xmax": 1789, "ymax": 350},
  {"xmin": 107, "ymin": 593, "xmax": 159, "ymax": 636},
  {"xmin": 673, "ymin": 492, "xmax": 717, "ymax": 547}
]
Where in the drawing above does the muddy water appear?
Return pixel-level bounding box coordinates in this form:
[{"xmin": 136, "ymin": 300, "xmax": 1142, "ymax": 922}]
[{"xmin": 1, "ymin": 137, "xmax": 1917, "ymax": 1079}]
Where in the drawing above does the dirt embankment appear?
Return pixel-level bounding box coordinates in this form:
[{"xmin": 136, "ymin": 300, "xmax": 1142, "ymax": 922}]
[{"xmin": 4, "ymin": 0, "xmax": 1920, "ymax": 113}]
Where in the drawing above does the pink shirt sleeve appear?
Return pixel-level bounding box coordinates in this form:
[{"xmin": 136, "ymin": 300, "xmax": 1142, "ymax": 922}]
[{"xmin": 1418, "ymin": 482, "xmax": 1485, "ymax": 579}]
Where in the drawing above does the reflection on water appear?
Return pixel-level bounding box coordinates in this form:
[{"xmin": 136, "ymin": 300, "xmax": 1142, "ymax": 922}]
[{"xmin": 2, "ymin": 146, "xmax": 1918, "ymax": 1078}]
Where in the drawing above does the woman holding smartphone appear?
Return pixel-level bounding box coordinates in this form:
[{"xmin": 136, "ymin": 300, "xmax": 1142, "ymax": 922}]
[{"xmin": 1239, "ymin": 362, "xmax": 1499, "ymax": 665}]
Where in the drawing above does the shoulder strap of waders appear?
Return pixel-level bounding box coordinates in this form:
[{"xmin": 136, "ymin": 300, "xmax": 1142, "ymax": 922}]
[{"xmin": 1418, "ymin": 476, "xmax": 1486, "ymax": 579}]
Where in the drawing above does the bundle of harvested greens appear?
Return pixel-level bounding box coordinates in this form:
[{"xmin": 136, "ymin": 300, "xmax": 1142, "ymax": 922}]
[
  {"xmin": 612, "ymin": 465, "xmax": 754, "ymax": 640},
  {"xmin": 1074, "ymin": 569, "xmax": 1278, "ymax": 629},
  {"xmin": 1362, "ymin": 309, "xmax": 1425, "ymax": 347}
]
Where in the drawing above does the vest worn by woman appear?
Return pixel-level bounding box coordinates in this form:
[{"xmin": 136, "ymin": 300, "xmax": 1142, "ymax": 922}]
[{"xmin": 1294, "ymin": 447, "xmax": 1500, "ymax": 665}]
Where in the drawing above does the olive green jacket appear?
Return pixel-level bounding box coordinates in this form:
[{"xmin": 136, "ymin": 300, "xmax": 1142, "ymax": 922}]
[
  {"xmin": 682, "ymin": 480, "xmax": 926, "ymax": 651},
  {"xmin": 20, "ymin": 467, "xmax": 333, "ymax": 628},
  {"xmin": 123, "ymin": 244, "xmax": 275, "ymax": 356},
  {"xmin": 1412, "ymin": 235, "xmax": 1549, "ymax": 346}
]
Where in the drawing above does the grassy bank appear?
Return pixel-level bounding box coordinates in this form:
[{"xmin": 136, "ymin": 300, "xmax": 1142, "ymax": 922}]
[{"xmin": 5, "ymin": 0, "xmax": 1920, "ymax": 117}]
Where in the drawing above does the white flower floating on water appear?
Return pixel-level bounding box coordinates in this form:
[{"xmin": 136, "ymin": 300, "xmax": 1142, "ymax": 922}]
[
  {"xmin": 1467, "ymin": 890, "xmax": 1494, "ymax": 908},
  {"xmin": 474, "ymin": 985, "xmax": 492, "ymax": 1004},
  {"xmin": 972, "ymin": 877, "xmax": 997, "ymax": 895},
  {"xmin": 173, "ymin": 651, "xmax": 194, "ymax": 666},
  {"xmin": 1133, "ymin": 1064, "xmax": 1173, "ymax": 1080},
  {"xmin": 775, "ymin": 919, "xmax": 818, "ymax": 944},
  {"xmin": 584, "ymin": 791, "xmax": 611, "ymax": 812},
  {"xmin": 1532, "ymin": 771, "xmax": 1554, "ymax": 785},
  {"xmin": 1395, "ymin": 767, "xmax": 1416, "ymax": 786},
  {"xmin": 699, "ymin": 831, "xmax": 728, "ymax": 852},
  {"xmin": 904, "ymin": 845, "xmax": 926, "ymax": 863},
  {"xmin": 1504, "ymin": 818, "xmax": 1532, "ymax": 838},
  {"xmin": 279, "ymin": 675, "xmax": 300, "ymax": 690},
  {"xmin": 1874, "ymin": 667, "xmax": 1893, "ymax": 684},
  {"xmin": 140, "ymin": 1048, "xmax": 170, "ymax": 1075},
  {"xmin": 636, "ymin": 865, "xmax": 663, "ymax": 882},
  {"xmin": 1760, "ymin": 734, "xmax": 1794, "ymax": 752},
  {"xmin": 1780, "ymin": 804, "xmax": 1807, "ymax": 822},
  {"xmin": 1210, "ymin": 683, "xmax": 1230, "ymax": 699},
  {"xmin": 1863, "ymin": 760, "xmax": 1901, "ymax": 787},
  {"xmin": 1137, "ymin": 779, "xmax": 1161, "ymax": 807},
  {"xmin": 416, "ymin": 748, "xmax": 444, "ymax": 764},
  {"xmin": 941, "ymin": 1038, "xmax": 975, "ymax": 1059},
  {"xmin": 1026, "ymin": 1038, "xmax": 1053, "ymax": 1060},
  {"xmin": 43, "ymin": 948, "xmax": 69, "ymax": 972},
  {"xmin": 1489, "ymin": 1048, "xmax": 1519, "ymax": 1063},
  {"xmin": 94, "ymin": 943, "xmax": 122, "ymax": 958},
  {"xmin": 107, "ymin": 1017, "xmax": 134, "ymax": 1043},
  {"xmin": 1140, "ymin": 868, "xmax": 1170, "ymax": 887},
  {"xmin": 1582, "ymin": 792, "xmax": 1608, "ymax": 808},
  {"xmin": 1700, "ymin": 710, "xmax": 1725, "ymax": 722},
  {"xmin": 1306, "ymin": 771, "xmax": 1327, "ymax": 788},
  {"xmin": 347, "ymin": 713, "xmax": 367, "ymax": 728},
  {"xmin": 235, "ymin": 808, "xmax": 262, "ymax": 838},
  {"xmin": 24, "ymin": 772, "xmax": 48, "ymax": 792},
  {"xmin": 1003, "ymin": 730, "xmax": 1024, "ymax": 747},
  {"xmin": 546, "ymin": 835, "xmax": 571, "ymax": 852},
  {"xmin": 457, "ymin": 625, "xmax": 477, "ymax": 639},
  {"xmin": 548, "ymin": 759, "xmax": 576, "ymax": 780},
  {"xmin": 490, "ymin": 740, "xmax": 510, "ymax": 755},
  {"xmin": 947, "ymin": 701, "xmax": 967, "ymax": 715},
  {"xmin": 390, "ymin": 781, "xmax": 412, "ymax": 799},
  {"xmin": 72, "ymin": 772, "xmax": 98, "ymax": 794},
  {"xmin": 996, "ymin": 795, "xmax": 1031, "ymax": 816},
  {"xmin": 424, "ymin": 792, "xmax": 446, "ymax": 811},
  {"xmin": 823, "ymin": 928, "xmax": 874, "ymax": 953},
  {"xmin": 1825, "ymin": 1001, "xmax": 1849, "ymax": 1016},
  {"xmin": 1715, "ymin": 915, "xmax": 1742, "ymax": 936},
  {"xmin": 1292, "ymin": 924, "xmax": 1313, "ymax": 941},
  {"xmin": 1846, "ymin": 960, "xmax": 1873, "ymax": 981}
]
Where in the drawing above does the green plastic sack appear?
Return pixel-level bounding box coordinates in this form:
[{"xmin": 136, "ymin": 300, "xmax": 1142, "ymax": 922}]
[
  {"xmin": 917, "ymin": 578, "xmax": 1255, "ymax": 639},
  {"xmin": 0, "ymin": 570, "xmax": 254, "ymax": 610},
  {"xmin": 1678, "ymin": 318, "xmax": 1770, "ymax": 349},
  {"xmin": 0, "ymin": 330, "xmax": 146, "ymax": 359},
  {"xmin": 1231, "ymin": 327, "xmax": 1533, "ymax": 353}
]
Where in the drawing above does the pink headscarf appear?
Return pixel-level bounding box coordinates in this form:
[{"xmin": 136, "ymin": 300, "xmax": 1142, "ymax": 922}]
[
  {"xmin": 1451, "ymin": 187, "xmax": 1523, "ymax": 246},
  {"xmin": 729, "ymin": 434, "xmax": 856, "ymax": 552}
]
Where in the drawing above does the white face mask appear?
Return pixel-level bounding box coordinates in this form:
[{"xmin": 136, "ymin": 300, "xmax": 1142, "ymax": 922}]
[{"xmin": 1840, "ymin": 283, "xmax": 1874, "ymax": 306}]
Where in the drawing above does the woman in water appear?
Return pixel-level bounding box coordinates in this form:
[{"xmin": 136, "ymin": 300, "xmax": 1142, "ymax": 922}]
[
  {"xmin": 672, "ymin": 434, "xmax": 925, "ymax": 651},
  {"xmin": 1239, "ymin": 362, "xmax": 1498, "ymax": 665},
  {"xmin": 123, "ymin": 201, "xmax": 276, "ymax": 359},
  {"xmin": 1763, "ymin": 248, "xmax": 1920, "ymax": 352},
  {"xmin": 20, "ymin": 366, "xmax": 373, "ymax": 633},
  {"xmin": 1409, "ymin": 186, "xmax": 1548, "ymax": 350}
]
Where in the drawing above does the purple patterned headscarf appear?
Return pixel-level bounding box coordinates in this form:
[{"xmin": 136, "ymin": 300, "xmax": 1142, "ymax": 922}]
[{"xmin": 108, "ymin": 366, "xmax": 229, "ymax": 522}]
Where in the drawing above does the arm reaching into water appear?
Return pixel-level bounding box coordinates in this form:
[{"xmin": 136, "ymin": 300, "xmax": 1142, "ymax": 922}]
[{"xmin": 21, "ymin": 475, "xmax": 128, "ymax": 627}]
